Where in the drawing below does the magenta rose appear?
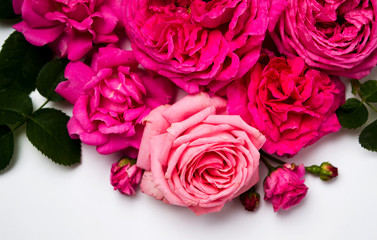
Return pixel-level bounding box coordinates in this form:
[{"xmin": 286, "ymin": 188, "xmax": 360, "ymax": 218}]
[
  {"xmin": 227, "ymin": 55, "xmax": 345, "ymax": 156},
  {"xmin": 14, "ymin": 0, "xmax": 120, "ymax": 61},
  {"xmin": 55, "ymin": 46, "xmax": 176, "ymax": 156},
  {"xmin": 123, "ymin": 0, "xmax": 287, "ymax": 94},
  {"xmin": 110, "ymin": 157, "xmax": 143, "ymax": 196},
  {"xmin": 270, "ymin": 0, "xmax": 377, "ymax": 79},
  {"xmin": 264, "ymin": 163, "xmax": 308, "ymax": 212},
  {"xmin": 136, "ymin": 93, "xmax": 266, "ymax": 215},
  {"xmin": 12, "ymin": 0, "xmax": 23, "ymax": 14}
]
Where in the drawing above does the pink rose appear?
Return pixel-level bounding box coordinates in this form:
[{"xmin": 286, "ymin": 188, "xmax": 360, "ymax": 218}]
[
  {"xmin": 14, "ymin": 0, "xmax": 120, "ymax": 61},
  {"xmin": 123, "ymin": 0, "xmax": 287, "ymax": 94},
  {"xmin": 55, "ymin": 46, "xmax": 176, "ymax": 156},
  {"xmin": 137, "ymin": 93, "xmax": 266, "ymax": 215},
  {"xmin": 270, "ymin": 0, "xmax": 377, "ymax": 79},
  {"xmin": 264, "ymin": 163, "xmax": 308, "ymax": 212},
  {"xmin": 110, "ymin": 157, "xmax": 143, "ymax": 196},
  {"xmin": 12, "ymin": 0, "xmax": 23, "ymax": 15},
  {"xmin": 227, "ymin": 55, "xmax": 345, "ymax": 156}
]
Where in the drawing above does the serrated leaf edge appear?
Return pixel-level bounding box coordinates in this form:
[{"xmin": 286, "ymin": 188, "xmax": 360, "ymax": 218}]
[
  {"xmin": 358, "ymin": 120, "xmax": 377, "ymax": 153},
  {"xmin": 26, "ymin": 108, "xmax": 81, "ymax": 166},
  {"xmin": 0, "ymin": 125, "xmax": 14, "ymax": 171}
]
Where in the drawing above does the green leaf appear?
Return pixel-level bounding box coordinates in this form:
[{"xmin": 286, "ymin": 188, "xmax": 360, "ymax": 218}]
[
  {"xmin": 0, "ymin": 0, "xmax": 19, "ymax": 19},
  {"xmin": 0, "ymin": 125, "xmax": 14, "ymax": 171},
  {"xmin": 37, "ymin": 58, "xmax": 69, "ymax": 102},
  {"xmin": 336, "ymin": 98, "xmax": 368, "ymax": 129},
  {"xmin": 26, "ymin": 108, "xmax": 81, "ymax": 166},
  {"xmin": 0, "ymin": 90, "xmax": 33, "ymax": 124},
  {"xmin": 359, "ymin": 120, "xmax": 377, "ymax": 152},
  {"xmin": 360, "ymin": 80, "xmax": 377, "ymax": 103},
  {"xmin": 0, "ymin": 31, "xmax": 51, "ymax": 94}
]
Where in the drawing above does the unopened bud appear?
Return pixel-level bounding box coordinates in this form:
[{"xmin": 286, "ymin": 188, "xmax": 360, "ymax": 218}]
[
  {"xmin": 240, "ymin": 187, "xmax": 260, "ymax": 211},
  {"xmin": 306, "ymin": 162, "xmax": 338, "ymax": 181},
  {"xmin": 319, "ymin": 162, "xmax": 338, "ymax": 181},
  {"xmin": 110, "ymin": 157, "xmax": 143, "ymax": 196}
]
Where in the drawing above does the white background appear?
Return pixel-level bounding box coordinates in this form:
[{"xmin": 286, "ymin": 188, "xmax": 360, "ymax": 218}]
[{"xmin": 1, "ymin": 20, "xmax": 377, "ymax": 240}]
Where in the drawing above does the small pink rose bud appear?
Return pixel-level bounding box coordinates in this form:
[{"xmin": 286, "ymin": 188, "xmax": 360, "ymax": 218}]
[
  {"xmin": 110, "ymin": 157, "xmax": 143, "ymax": 196},
  {"xmin": 306, "ymin": 162, "xmax": 338, "ymax": 181},
  {"xmin": 319, "ymin": 162, "xmax": 338, "ymax": 181},
  {"xmin": 240, "ymin": 187, "xmax": 260, "ymax": 212},
  {"xmin": 264, "ymin": 163, "xmax": 308, "ymax": 212}
]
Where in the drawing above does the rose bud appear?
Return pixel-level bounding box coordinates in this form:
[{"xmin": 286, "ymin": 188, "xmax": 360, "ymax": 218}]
[
  {"xmin": 320, "ymin": 162, "xmax": 338, "ymax": 181},
  {"xmin": 264, "ymin": 163, "xmax": 308, "ymax": 212},
  {"xmin": 306, "ymin": 162, "xmax": 338, "ymax": 181},
  {"xmin": 110, "ymin": 157, "xmax": 143, "ymax": 196},
  {"xmin": 240, "ymin": 187, "xmax": 260, "ymax": 212}
]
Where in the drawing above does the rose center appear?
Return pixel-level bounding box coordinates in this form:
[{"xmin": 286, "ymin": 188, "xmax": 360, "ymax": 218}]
[{"xmin": 335, "ymin": 15, "xmax": 346, "ymax": 26}]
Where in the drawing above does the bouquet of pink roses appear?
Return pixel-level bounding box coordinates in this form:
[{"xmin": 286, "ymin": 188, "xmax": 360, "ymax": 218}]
[{"xmin": 0, "ymin": 0, "xmax": 376, "ymax": 216}]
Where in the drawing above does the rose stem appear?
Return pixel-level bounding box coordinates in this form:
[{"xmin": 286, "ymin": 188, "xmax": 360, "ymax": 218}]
[
  {"xmin": 353, "ymin": 79, "xmax": 377, "ymax": 113},
  {"xmin": 260, "ymin": 150, "xmax": 286, "ymax": 165},
  {"xmin": 12, "ymin": 100, "xmax": 50, "ymax": 132},
  {"xmin": 260, "ymin": 155, "xmax": 275, "ymax": 173}
]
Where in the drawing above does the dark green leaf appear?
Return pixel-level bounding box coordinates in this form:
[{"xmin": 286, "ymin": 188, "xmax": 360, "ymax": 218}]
[
  {"xmin": 26, "ymin": 108, "xmax": 81, "ymax": 166},
  {"xmin": 0, "ymin": 90, "xmax": 32, "ymax": 124},
  {"xmin": 37, "ymin": 58, "xmax": 69, "ymax": 102},
  {"xmin": 336, "ymin": 98, "xmax": 368, "ymax": 129},
  {"xmin": 359, "ymin": 120, "xmax": 377, "ymax": 152},
  {"xmin": 360, "ymin": 80, "xmax": 377, "ymax": 103},
  {"xmin": 0, "ymin": 125, "xmax": 13, "ymax": 171},
  {"xmin": 0, "ymin": 31, "xmax": 51, "ymax": 94},
  {"xmin": 0, "ymin": 0, "xmax": 19, "ymax": 19}
]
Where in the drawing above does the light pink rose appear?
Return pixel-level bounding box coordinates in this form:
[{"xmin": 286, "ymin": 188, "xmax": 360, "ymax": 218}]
[
  {"xmin": 14, "ymin": 0, "xmax": 120, "ymax": 61},
  {"xmin": 123, "ymin": 0, "xmax": 287, "ymax": 94},
  {"xmin": 264, "ymin": 163, "xmax": 308, "ymax": 212},
  {"xmin": 55, "ymin": 46, "xmax": 176, "ymax": 156},
  {"xmin": 270, "ymin": 0, "xmax": 377, "ymax": 79},
  {"xmin": 137, "ymin": 93, "xmax": 266, "ymax": 215},
  {"xmin": 227, "ymin": 55, "xmax": 345, "ymax": 156}
]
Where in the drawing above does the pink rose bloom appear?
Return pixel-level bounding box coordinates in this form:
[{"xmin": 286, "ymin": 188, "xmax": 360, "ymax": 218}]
[
  {"xmin": 123, "ymin": 0, "xmax": 287, "ymax": 94},
  {"xmin": 12, "ymin": 0, "xmax": 23, "ymax": 14},
  {"xmin": 111, "ymin": 157, "xmax": 143, "ymax": 196},
  {"xmin": 13, "ymin": 0, "xmax": 120, "ymax": 61},
  {"xmin": 264, "ymin": 163, "xmax": 308, "ymax": 212},
  {"xmin": 227, "ymin": 55, "xmax": 345, "ymax": 156},
  {"xmin": 55, "ymin": 46, "xmax": 176, "ymax": 156},
  {"xmin": 270, "ymin": 0, "xmax": 377, "ymax": 79},
  {"xmin": 137, "ymin": 93, "xmax": 266, "ymax": 215}
]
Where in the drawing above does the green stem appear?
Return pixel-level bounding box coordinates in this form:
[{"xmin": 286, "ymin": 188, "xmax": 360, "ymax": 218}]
[
  {"xmin": 305, "ymin": 165, "xmax": 321, "ymax": 175},
  {"xmin": 12, "ymin": 122, "xmax": 24, "ymax": 132},
  {"xmin": 260, "ymin": 156, "xmax": 274, "ymax": 172},
  {"xmin": 353, "ymin": 80, "xmax": 377, "ymax": 114},
  {"xmin": 260, "ymin": 150, "xmax": 286, "ymax": 165},
  {"xmin": 351, "ymin": 79, "xmax": 361, "ymax": 96},
  {"xmin": 365, "ymin": 101, "xmax": 377, "ymax": 114},
  {"xmin": 37, "ymin": 100, "xmax": 49, "ymax": 111},
  {"xmin": 12, "ymin": 100, "xmax": 50, "ymax": 132}
]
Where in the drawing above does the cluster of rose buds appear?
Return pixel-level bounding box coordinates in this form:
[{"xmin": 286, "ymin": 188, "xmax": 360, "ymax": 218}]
[{"xmin": 240, "ymin": 154, "xmax": 338, "ymax": 212}]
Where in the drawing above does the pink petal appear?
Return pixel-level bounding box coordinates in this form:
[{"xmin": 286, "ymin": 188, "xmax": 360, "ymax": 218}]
[{"xmin": 55, "ymin": 61, "xmax": 95, "ymax": 104}]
